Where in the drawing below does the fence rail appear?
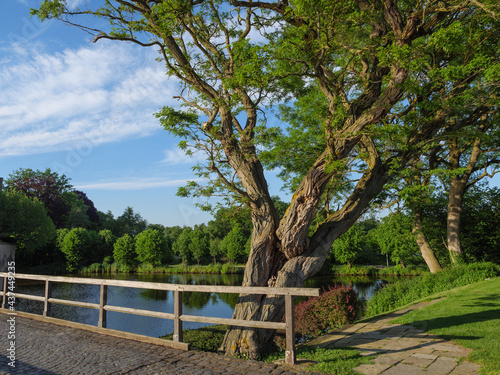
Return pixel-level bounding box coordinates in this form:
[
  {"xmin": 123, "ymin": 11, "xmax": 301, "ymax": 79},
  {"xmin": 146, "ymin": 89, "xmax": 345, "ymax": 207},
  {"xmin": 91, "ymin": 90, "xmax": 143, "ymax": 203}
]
[{"xmin": 0, "ymin": 272, "xmax": 319, "ymax": 365}]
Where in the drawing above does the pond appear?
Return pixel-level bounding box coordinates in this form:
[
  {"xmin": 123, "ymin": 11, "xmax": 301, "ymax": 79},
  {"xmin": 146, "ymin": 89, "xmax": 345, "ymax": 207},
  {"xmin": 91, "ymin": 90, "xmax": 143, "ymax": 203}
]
[{"xmin": 13, "ymin": 273, "xmax": 388, "ymax": 338}]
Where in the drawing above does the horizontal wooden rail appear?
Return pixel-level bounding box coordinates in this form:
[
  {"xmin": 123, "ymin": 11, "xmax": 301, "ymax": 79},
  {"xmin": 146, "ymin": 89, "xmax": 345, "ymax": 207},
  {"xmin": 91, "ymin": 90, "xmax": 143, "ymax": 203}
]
[{"xmin": 0, "ymin": 272, "xmax": 319, "ymax": 365}]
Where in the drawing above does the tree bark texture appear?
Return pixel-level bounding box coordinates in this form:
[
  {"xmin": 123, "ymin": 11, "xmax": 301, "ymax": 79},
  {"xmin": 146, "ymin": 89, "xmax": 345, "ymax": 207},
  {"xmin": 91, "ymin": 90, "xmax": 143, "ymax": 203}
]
[{"xmin": 412, "ymin": 212, "xmax": 442, "ymax": 273}]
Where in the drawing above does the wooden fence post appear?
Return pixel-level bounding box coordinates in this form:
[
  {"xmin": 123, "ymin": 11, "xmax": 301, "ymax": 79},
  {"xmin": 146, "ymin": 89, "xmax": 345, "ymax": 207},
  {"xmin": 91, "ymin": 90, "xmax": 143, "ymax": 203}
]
[
  {"xmin": 173, "ymin": 290, "xmax": 183, "ymax": 342},
  {"xmin": 43, "ymin": 280, "xmax": 52, "ymax": 317},
  {"xmin": 285, "ymin": 294, "xmax": 296, "ymax": 365},
  {"xmin": 98, "ymin": 284, "xmax": 107, "ymax": 328}
]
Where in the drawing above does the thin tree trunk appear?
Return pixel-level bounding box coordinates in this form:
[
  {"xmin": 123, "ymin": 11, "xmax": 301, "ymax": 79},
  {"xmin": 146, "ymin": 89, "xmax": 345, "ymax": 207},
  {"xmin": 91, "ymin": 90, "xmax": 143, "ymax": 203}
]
[
  {"xmin": 447, "ymin": 178, "xmax": 466, "ymax": 263},
  {"xmin": 412, "ymin": 212, "xmax": 442, "ymax": 273}
]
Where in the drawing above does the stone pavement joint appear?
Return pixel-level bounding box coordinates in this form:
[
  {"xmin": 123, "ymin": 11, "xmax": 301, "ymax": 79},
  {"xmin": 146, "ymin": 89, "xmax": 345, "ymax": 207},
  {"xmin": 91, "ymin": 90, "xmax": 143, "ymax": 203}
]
[
  {"xmin": 0, "ymin": 314, "xmax": 326, "ymax": 375},
  {"xmin": 306, "ymin": 300, "xmax": 481, "ymax": 375}
]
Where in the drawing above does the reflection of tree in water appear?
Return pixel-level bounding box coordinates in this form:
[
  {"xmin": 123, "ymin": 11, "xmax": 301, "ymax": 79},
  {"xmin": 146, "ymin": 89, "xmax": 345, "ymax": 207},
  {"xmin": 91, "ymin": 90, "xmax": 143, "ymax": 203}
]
[
  {"xmin": 303, "ymin": 275, "xmax": 393, "ymax": 301},
  {"xmin": 216, "ymin": 292, "xmax": 239, "ymax": 309},
  {"xmin": 140, "ymin": 289, "xmax": 168, "ymax": 301},
  {"xmin": 182, "ymin": 291, "xmax": 212, "ymax": 310}
]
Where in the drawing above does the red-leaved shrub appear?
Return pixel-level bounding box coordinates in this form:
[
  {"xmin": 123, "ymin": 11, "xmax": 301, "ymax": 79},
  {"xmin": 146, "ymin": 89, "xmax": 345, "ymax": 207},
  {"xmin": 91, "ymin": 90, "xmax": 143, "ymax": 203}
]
[
  {"xmin": 275, "ymin": 285, "xmax": 358, "ymax": 349},
  {"xmin": 294, "ymin": 285, "xmax": 358, "ymax": 337}
]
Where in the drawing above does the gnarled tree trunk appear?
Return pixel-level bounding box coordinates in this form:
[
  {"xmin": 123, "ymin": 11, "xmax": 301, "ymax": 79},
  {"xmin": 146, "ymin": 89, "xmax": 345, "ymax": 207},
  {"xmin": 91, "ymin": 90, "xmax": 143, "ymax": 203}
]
[{"xmin": 221, "ymin": 146, "xmax": 389, "ymax": 358}]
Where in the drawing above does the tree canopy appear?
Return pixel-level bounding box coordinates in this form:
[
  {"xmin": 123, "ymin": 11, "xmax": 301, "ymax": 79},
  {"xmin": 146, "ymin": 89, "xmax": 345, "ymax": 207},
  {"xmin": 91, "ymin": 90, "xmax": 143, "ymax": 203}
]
[{"xmin": 33, "ymin": 0, "xmax": 500, "ymax": 358}]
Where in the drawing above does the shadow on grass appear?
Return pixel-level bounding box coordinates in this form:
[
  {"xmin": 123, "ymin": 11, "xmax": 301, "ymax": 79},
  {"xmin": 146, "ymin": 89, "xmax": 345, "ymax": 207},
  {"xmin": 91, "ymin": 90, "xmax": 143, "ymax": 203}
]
[{"xmin": 400, "ymin": 308, "xmax": 500, "ymax": 341}]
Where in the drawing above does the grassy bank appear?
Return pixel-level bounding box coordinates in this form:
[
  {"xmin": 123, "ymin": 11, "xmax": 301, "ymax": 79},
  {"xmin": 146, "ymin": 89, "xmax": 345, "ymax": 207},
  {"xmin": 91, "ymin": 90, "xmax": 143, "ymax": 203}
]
[
  {"xmin": 365, "ymin": 262, "xmax": 500, "ymax": 316},
  {"xmin": 330, "ymin": 264, "xmax": 426, "ymax": 277},
  {"xmin": 392, "ymin": 277, "xmax": 500, "ymax": 374}
]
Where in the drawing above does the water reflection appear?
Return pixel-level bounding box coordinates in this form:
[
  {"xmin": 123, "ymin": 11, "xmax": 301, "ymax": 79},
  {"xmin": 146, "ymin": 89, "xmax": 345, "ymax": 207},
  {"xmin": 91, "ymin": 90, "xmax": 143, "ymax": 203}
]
[{"xmin": 14, "ymin": 273, "xmax": 389, "ymax": 338}]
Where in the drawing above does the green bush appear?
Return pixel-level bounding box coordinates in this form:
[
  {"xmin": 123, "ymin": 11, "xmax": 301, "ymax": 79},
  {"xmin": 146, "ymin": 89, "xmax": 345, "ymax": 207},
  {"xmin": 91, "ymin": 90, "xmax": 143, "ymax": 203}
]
[{"xmin": 365, "ymin": 262, "xmax": 500, "ymax": 317}]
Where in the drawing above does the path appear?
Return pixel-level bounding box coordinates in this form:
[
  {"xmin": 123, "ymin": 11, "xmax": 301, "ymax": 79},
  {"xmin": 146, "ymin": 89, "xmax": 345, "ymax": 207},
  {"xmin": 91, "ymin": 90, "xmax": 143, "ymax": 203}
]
[
  {"xmin": 0, "ymin": 313, "xmax": 324, "ymax": 375},
  {"xmin": 306, "ymin": 301, "xmax": 481, "ymax": 374}
]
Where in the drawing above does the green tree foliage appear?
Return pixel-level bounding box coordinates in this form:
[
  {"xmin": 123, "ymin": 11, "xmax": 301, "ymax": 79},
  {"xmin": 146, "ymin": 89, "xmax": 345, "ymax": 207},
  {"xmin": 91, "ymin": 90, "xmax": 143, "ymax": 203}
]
[
  {"xmin": 113, "ymin": 234, "xmax": 137, "ymax": 271},
  {"xmin": 116, "ymin": 207, "xmax": 147, "ymax": 237},
  {"xmin": 460, "ymin": 186, "xmax": 500, "ymax": 264},
  {"xmin": 5, "ymin": 168, "xmax": 72, "ymax": 228},
  {"xmin": 61, "ymin": 191, "xmax": 91, "ymax": 228},
  {"xmin": 135, "ymin": 229, "xmax": 170, "ymax": 267},
  {"xmin": 209, "ymin": 238, "xmax": 222, "ymax": 265},
  {"xmin": 0, "ymin": 191, "xmax": 56, "ymax": 265},
  {"xmin": 189, "ymin": 227, "xmax": 209, "ymax": 265},
  {"xmin": 372, "ymin": 213, "xmax": 421, "ymax": 267},
  {"xmin": 173, "ymin": 227, "xmax": 193, "ymax": 264},
  {"xmin": 221, "ymin": 225, "xmax": 248, "ymax": 264},
  {"xmin": 98, "ymin": 229, "xmax": 117, "ymax": 261},
  {"xmin": 60, "ymin": 228, "xmax": 93, "ymax": 272},
  {"xmin": 331, "ymin": 224, "xmax": 365, "ymax": 268}
]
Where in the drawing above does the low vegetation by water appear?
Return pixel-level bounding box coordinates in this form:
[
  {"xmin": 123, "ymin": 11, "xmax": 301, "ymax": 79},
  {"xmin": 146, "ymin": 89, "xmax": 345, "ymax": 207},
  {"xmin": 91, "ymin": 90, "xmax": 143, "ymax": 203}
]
[
  {"xmin": 78, "ymin": 262, "xmax": 245, "ymax": 275},
  {"xmin": 364, "ymin": 262, "xmax": 500, "ymax": 317}
]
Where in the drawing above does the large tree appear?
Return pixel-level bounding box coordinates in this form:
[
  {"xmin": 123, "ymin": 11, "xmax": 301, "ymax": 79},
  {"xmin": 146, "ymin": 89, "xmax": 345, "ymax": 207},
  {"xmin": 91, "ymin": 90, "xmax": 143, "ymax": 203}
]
[
  {"xmin": 5, "ymin": 168, "xmax": 73, "ymax": 228},
  {"xmin": 34, "ymin": 0, "xmax": 500, "ymax": 358}
]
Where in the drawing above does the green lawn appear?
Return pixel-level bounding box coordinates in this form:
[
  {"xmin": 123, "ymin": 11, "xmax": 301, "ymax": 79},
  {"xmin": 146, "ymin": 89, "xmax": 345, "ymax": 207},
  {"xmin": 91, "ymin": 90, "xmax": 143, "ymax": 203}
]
[{"xmin": 393, "ymin": 277, "xmax": 500, "ymax": 375}]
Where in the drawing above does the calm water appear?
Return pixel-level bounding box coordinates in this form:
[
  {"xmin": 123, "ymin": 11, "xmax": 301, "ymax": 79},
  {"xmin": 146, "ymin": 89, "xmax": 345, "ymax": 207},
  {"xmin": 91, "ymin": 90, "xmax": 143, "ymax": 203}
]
[{"xmin": 13, "ymin": 273, "xmax": 387, "ymax": 338}]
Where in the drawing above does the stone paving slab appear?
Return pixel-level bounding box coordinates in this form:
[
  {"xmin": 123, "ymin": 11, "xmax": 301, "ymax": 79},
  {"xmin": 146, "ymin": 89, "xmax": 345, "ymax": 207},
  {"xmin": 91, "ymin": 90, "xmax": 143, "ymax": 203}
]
[
  {"xmin": 0, "ymin": 314, "xmax": 325, "ymax": 375},
  {"xmin": 306, "ymin": 300, "xmax": 481, "ymax": 375}
]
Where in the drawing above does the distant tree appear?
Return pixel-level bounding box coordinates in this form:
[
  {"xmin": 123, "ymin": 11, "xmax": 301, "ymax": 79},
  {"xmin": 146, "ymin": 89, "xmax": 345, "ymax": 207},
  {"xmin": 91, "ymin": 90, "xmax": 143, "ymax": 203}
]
[
  {"xmin": 148, "ymin": 223, "xmax": 165, "ymax": 232},
  {"xmin": 135, "ymin": 229, "xmax": 169, "ymax": 267},
  {"xmin": 331, "ymin": 224, "xmax": 365, "ymax": 268},
  {"xmin": 97, "ymin": 210, "xmax": 120, "ymax": 235},
  {"xmin": 113, "ymin": 234, "xmax": 137, "ymax": 271},
  {"xmin": 209, "ymin": 238, "xmax": 222, "ymax": 265},
  {"xmin": 460, "ymin": 186, "xmax": 500, "ymax": 263},
  {"xmin": 5, "ymin": 168, "xmax": 72, "ymax": 227},
  {"xmin": 189, "ymin": 228, "xmax": 209, "ymax": 265},
  {"xmin": 164, "ymin": 226, "xmax": 183, "ymax": 243},
  {"xmin": 61, "ymin": 191, "xmax": 91, "ymax": 228},
  {"xmin": 98, "ymin": 229, "xmax": 117, "ymax": 261},
  {"xmin": 116, "ymin": 207, "xmax": 147, "ymax": 237},
  {"xmin": 61, "ymin": 228, "xmax": 92, "ymax": 272},
  {"xmin": 55, "ymin": 228, "xmax": 70, "ymax": 251},
  {"xmin": 0, "ymin": 191, "xmax": 56, "ymax": 265},
  {"xmin": 221, "ymin": 226, "xmax": 247, "ymax": 264},
  {"xmin": 173, "ymin": 227, "xmax": 193, "ymax": 264},
  {"xmin": 73, "ymin": 190, "xmax": 100, "ymax": 226},
  {"xmin": 372, "ymin": 214, "xmax": 421, "ymax": 267}
]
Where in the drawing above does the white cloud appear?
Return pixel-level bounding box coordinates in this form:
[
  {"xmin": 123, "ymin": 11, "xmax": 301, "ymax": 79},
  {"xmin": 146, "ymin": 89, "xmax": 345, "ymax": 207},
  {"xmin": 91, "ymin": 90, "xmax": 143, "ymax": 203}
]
[
  {"xmin": 159, "ymin": 147, "xmax": 206, "ymax": 165},
  {"xmin": 76, "ymin": 177, "xmax": 205, "ymax": 191},
  {"xmin": 0, "ymin": 41, "xmax": 180, "ymax": 157}
]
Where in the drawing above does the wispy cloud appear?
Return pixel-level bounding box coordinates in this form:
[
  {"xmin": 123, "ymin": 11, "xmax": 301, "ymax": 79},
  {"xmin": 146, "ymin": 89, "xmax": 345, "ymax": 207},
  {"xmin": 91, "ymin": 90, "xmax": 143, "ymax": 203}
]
[
  {"xmin": 159, "ymin": 147, "xmax": 206, "ymax": 165},
  {"xmin": 75, "ymin": 177, "xmax": 205, "ymax": 191},
  {"xmin": 0, "ymin": 41, "xmax": 179, "ymax": 157}
]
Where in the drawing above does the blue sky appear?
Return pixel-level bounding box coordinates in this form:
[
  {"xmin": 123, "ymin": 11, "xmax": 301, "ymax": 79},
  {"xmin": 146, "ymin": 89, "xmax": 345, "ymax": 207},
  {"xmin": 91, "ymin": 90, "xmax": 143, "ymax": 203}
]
[{"xmin": 0, "ymin": 0, "xmax": 289, "ymax": 227}]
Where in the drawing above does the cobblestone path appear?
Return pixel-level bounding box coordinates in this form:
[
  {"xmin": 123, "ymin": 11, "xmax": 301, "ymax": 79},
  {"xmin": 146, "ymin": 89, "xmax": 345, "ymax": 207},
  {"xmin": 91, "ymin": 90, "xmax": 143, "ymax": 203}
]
[{"xmin": 0, "ymin": 313, "xmax": 324, "ymax": 375}]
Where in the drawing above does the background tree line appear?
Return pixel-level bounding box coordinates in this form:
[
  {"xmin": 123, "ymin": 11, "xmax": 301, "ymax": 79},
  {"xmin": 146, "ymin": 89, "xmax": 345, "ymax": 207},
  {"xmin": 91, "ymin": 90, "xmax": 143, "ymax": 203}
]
[{"xmin": 1, "ymin": 168, "xmax": 498, "ymax": 273}]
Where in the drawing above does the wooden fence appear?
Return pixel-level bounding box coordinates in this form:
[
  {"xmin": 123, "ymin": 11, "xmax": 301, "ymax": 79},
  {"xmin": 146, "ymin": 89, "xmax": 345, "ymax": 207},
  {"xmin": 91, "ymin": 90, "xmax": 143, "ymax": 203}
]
[{"xmin": 0, "ymin": 272, "xmax": 319, "ymax": 365}]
